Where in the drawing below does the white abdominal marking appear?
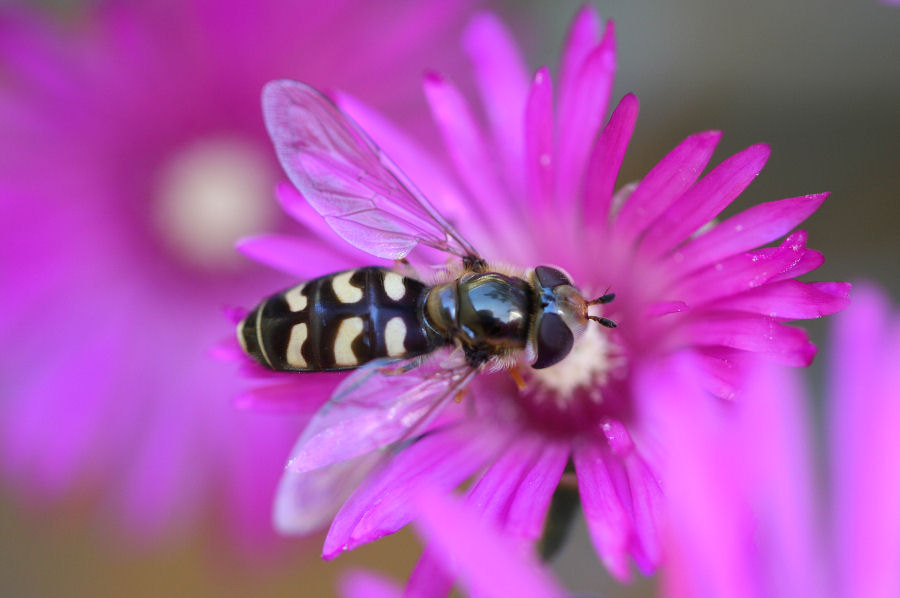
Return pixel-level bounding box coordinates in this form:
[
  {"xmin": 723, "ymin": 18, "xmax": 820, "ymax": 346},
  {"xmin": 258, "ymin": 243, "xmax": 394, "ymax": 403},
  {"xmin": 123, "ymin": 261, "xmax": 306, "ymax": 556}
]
[
  {"xmin": 333, "ymin": 271, "xmax": 363, "ymax": 303},
  {"xmin": 334, "ymin": 317, "xmax": 364, "ymax": 365},
  {"xmin": 286, "ymin": 323, "xmax": 308, "ymax": 368},
  {"xmin": 383, "ymin": 272, "xmax": 406, "ymax": 301},
  {"xmin": 284, "ymin": 284, "xmax": 308, "ymax": 311},
  {"xmin": 384, "ymin": 317, "xmax": 407, "ymax": 357}
]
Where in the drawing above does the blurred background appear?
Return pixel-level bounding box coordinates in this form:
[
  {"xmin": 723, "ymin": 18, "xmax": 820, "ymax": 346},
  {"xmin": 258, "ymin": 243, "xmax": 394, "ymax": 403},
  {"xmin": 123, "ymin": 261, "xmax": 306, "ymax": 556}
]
[{"xmin": 1, "ymin": 0, "xmax": 897, "ymax": 596}]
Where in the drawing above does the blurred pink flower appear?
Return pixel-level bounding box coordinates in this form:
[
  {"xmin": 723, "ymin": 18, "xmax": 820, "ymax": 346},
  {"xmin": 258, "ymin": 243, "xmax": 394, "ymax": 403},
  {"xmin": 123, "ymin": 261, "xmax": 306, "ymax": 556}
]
[
  {"xmin": 0, "ymin": 0, "xmax": 474, "ymax": 553},
  {"xmin": 655, "ymin": 284, "xmax": 900, "ymax": 598},
  {"xmin": 238, "ymin": 6, "xmax": 849, "ymax": 581}
]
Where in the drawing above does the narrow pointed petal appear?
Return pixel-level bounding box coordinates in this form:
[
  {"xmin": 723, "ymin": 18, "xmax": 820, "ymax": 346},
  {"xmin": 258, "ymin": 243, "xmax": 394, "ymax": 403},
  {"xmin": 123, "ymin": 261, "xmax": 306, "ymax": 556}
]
[
  {"xmin": 669, "ymin": 193, "xmax": 827, "ymax": 275},
  {"xmin": 641, "ymin": 144, "xmax": 771, "ymax": 258},
  {"xmin": 706, "ymin": 280, "xmax": 851, "ymax": 320},
  {"xmin": 624, "ymin": 456, "xmax": 663, "ymax": 574},
  {"xmin": 556, "ymin": 21, "xmax": 616, "ymax": 204},
  {"xmin": 323, "ymin": 423, "xmax": 506, "ymax": 558},
  {"xmin": 583, "ymin": 93, "xmax": 639, "ymax": 224},
  {"xmin": 648, "ymin": 358, "xmax": 758, "ymax": 598},
  {"xmin": 676, "ymin": 231, "xmax": 809, "ymax": 305},
  {"xmin": 236, "ymin": 233, "xmax": 362, "ymax": 278},
  {"xmin": 405, "ymin": 548, "xmax": 454, "ymax": 598},
  {"xmin": 829, "ymin": 286, "xmax": 900, "ymax": 598},
  {"xmin": 574, "ymin": 440, "xmax": 632, "ymax": 581},
  {"xmin": 462, "ymin": 12, "xmax": 529, "ymax": 191},
  {"xmin": 769, "ymin": 248, "xmax": 824, "ymax": 282},
  {"xmin": 685, "ymin": 312, "xmax": 817, "ymax": 366},
  {"xmin": 614, "ymin": 131, "xmax": 721, "ymax": 243},
  {"xmin": 505, "ymin": 440, "xmax": 568, "ymax": 540},
  {"xmin": 465, "ymin": 435, "xmax": 544, "ymax": 521},
  {"xmin": 558, "ymin": 5, "xmax": 602, "ymax": 115},
  {"xmin": 413, "ymin": 488, "xmax": 568, "ymax": 598},
  {"xmin": 423, "ymin": 72, "xmax": 512, "ymax": 225},
  {"xmin": 524, "ymin": 67, "xmax": 555, "ymax": 214}
]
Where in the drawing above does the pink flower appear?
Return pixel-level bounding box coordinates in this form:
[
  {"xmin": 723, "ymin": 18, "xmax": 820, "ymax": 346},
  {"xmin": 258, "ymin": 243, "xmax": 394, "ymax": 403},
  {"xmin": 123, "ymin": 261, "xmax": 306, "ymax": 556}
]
[
  {"xmin": 0, "ymin": 0, "xmax": 473, "ymax": 553},
  {"xmin": 655, "ymin": 284, "xmax": 900, "ymax": 598},
  {"xmin": 240, "ymin": 6, "xmax": 849, "ymax": 581}
]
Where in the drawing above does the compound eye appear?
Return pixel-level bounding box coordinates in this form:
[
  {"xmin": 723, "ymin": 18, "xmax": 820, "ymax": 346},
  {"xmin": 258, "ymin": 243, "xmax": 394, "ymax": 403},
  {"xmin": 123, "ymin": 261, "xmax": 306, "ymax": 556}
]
[
  {"xmin": 532, "ymin": 312, "xmax": 575, "ymax": 369},
  {"xmin": 534, "ymin": 266, "xmax": 572, "ymax": 290}
]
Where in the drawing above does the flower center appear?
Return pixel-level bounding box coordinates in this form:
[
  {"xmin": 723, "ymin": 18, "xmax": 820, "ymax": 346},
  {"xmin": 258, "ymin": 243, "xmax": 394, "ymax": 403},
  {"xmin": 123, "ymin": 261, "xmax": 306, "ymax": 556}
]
[
  {"xmin": 153, "ymin": 136, "xmax": 276, "ymax": 270},
  {"xmin": 527, "ymin": 311, "xmax": 626, "ymax": 407}
]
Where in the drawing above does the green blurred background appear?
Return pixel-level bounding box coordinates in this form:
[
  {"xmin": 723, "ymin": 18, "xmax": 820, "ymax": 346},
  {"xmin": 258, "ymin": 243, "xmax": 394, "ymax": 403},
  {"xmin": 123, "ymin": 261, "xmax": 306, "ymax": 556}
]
[{"xmin": 2, "ymin": 0, "xmax": 897, "ymax": 596}]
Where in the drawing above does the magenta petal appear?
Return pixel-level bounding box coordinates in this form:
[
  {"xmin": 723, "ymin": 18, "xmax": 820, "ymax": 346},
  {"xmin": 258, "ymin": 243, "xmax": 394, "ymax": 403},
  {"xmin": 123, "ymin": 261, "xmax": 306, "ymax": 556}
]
[
  {"xmin": 412, "ymin": 487, "xmax": 568, "ymax": 598},
  {"xmin": 465, "ymin": 435, "xmax": 543, "ymax": 521},
  {"xmin": 668, "ymin": 193, "xmax": 827, "ymax": 276},
  {"xmin": 236, "ymin": 233, "xmax": 361, "ymax": 278},
  {"xmin": 692, "ymin": 347, "xmax": 753, "ymax": 400},
  {"xmin": 685, "ymin": 312, "xmax": 817, "ymax": 366},
  {"xmin": 558, "ymin": 5, "xmax": 602, "ymax": 116},
  {"xmin": 405, "ymin": 436, "xmax": 566, "ymax": 598},
  {"xmin": 641, "ymin": 144, "xmax": 771, "ymax": 258},
  {"xmin": 462, "ymin": 12, "xmax": 529, "ymax": 192},
  {"xmin": 323, "ymin": 423, "xmax": 505, "ymax": 558},
  {"xmin": 340, "ymin": 570, "xmax": 402, "ymax": 598},
  {"xmin": 574, "ymin": 440, "xmax": 632, "ymax": 581},
  {"xmin": 829, "ymin": 285, "xmax": 900, "ymax": 598},
  {"xmin": 646, "ymin": 300, "xmax": 690, "ymax": 318},
  {"xmin": 423, "ymin": 72, "xmax": 513, "ymax": 226},
  {"xmin": 524, "ymin": 67, "xmax": 555, "ymax": 214},
  {"xmin": 583, "ymin": 93, "xmax": 639, "ymax": 225},
  {"xmin": 405, "ymin": 548, "xmax": 455, "ymax": 598},
  {"xmin": 614, "ymin": 131, "xmax": 721, "ymax": 243},
  {"xmin": 769, "ymin": 248, "xmax": 824, "ymax": 282},
  {"xmin": 706, "ymin": 280, "xmax": 851, "ymax": 320},
  {"xmin": 556, "ymin": 21, "xmax": 616, "ymax": 204},
  {"xmin": 741, "ymin": 362, "xmax": 825, "ymax": 597},
  {"xmin": 676, "ymin": 231, "xmax": 809, "ymax": 305},
  {"xmin": 647, "ymin": 358, "xmax": 757, "ymax": 598},
  {"xmin": 233, "ymin": 377, "xmax": 336, "ymax": 414},
  {"xmin": 623, "ymin": 456, "xmax": 662, "ymax": 574},
  {"xmin": 505, "ymin": 439, "xmax": 568, "ymax": 540}
]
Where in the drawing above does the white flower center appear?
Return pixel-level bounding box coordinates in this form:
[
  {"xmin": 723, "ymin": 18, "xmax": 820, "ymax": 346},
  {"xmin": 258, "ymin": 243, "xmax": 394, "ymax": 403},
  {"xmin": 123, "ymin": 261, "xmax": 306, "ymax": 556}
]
[
  {"xmin": 154, "ymin": 137, "xmax": 276, "ymax": 269},
  {"xmin": 529, "ymin": 313, "xmax": 624, "ymax": 406}
]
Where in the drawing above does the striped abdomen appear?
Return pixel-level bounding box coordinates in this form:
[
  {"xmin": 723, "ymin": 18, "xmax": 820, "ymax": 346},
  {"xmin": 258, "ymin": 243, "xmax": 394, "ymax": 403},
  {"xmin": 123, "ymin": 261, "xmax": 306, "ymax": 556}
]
[{"xmin": 238, "ymin": 267, "xmax": 443, "ymax": 371}]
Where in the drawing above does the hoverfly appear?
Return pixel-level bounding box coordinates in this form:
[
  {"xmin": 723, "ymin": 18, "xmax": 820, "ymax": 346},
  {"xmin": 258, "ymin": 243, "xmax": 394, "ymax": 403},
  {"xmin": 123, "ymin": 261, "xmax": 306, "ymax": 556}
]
[{"xmin": 240, "ymin": 80, "xmax": 617, "ymax": 536}]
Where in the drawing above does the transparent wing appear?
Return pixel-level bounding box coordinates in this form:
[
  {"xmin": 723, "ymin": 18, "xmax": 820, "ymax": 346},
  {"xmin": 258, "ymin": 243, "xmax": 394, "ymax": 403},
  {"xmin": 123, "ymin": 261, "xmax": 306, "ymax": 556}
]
[
  {"xmin": 273, "ymin": 350, "xmax": 478, "ymax": 534},
  {"xmin": 262, "ymin": 79, "xmax": 480, "ymax": 261}
]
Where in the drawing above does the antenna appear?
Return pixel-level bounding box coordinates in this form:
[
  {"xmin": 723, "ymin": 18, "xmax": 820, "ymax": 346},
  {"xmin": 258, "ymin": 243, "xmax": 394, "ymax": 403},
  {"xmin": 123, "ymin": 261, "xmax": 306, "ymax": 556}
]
[{"xmin": 586, "ymin": 290, "xmax": 617, "ymax": 328}]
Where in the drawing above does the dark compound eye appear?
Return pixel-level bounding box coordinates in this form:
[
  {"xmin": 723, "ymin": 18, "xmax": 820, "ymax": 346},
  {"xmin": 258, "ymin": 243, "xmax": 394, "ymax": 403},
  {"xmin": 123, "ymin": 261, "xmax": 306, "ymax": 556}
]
[
  {"xmin": 534, "ymin": 266, "xmax": 572, "ymax": 290},
  {"xmin": 532, "ymin": 312, "xmax": 575, "ymax": 369}
]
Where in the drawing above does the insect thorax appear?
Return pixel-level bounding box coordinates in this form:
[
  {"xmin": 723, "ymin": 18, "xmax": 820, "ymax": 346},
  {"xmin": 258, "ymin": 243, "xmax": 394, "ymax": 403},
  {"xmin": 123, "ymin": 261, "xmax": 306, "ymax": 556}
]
[
  {"xmin": 239, "ymin": 266, "xmax": 443, "ymax": 371},
  {"xmin": 423, "ymin": 271, "xmax": 533, "ymax": 366}
]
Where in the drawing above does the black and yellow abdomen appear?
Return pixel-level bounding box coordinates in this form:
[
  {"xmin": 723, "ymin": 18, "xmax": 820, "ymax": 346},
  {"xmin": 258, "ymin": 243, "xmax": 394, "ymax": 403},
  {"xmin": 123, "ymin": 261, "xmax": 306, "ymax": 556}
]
[{"xmin": 239, "ymin": 267, "xmax": 442, "ymax": 371}]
